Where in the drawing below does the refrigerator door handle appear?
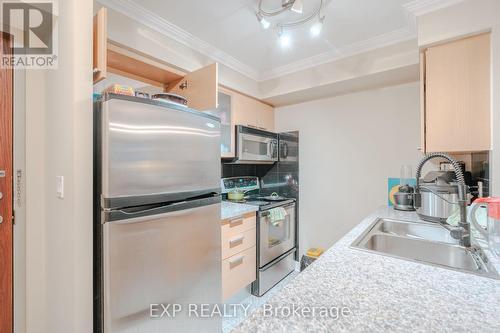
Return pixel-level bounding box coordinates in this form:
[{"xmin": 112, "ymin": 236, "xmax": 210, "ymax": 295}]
[
  {"xmin": 116, "ymin": 200, "xmax": 188, "ymax": 216},
  {"xmin": 103, "ymin": 195, "xmax": 221, "ymax": 223}
]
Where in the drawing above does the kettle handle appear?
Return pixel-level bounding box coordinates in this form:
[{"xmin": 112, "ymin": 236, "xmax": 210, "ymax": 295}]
[{"xmin": 470, "ymin": 203, "xmax": 488, "ymax": 238}]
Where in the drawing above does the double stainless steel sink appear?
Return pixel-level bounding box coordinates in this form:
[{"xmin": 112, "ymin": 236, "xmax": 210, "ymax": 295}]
[{"xmin": 351, "ymin": 218, "xmax": 499, "ymax": 279}]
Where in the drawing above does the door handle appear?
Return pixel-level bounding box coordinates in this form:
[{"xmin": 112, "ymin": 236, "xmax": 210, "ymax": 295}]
[
  {"xmin": 229, "ymin": 235, "xmax": 244, "ymax": 247},
  {"xmin": 229, "ymin": 255, "xmax": 244, "ymax": 268},
  {"xmin": 0, "ymin": 192, "xmax": 3, "ymax": 200},
  {"xmin": 229, "ymin": 217, "xmax": 243, "ymax": 227},
  {"xmin": 0, "ymin": 216, "xmax": 3, "ymax": 224}
]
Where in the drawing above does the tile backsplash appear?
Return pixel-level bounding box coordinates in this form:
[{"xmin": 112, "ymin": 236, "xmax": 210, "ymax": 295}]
[{"xmin": 221, "ymin": 163, "xmax": 274, "ymax": 179}]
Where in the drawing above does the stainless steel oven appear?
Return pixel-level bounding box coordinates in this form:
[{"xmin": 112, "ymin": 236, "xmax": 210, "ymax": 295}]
[
  {"xmin": 235, "ymin": 125, "xmax": 278, "ymax": 164},
  {"xmin": 252, "ymin": 201, "xmax": 296, "ymax": 296},
  {"xmin": 259, "ymin": 203, "xmax": 296, "ymax": 266}
]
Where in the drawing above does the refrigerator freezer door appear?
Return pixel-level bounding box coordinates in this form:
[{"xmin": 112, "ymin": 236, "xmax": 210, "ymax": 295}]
[
  {"xmin": 100, "ymin": 96, "xmax": 221, "ymax": 208},
  {"xmin": 103, "ymin": 201, "xmax": 221, "ymax": 333}
]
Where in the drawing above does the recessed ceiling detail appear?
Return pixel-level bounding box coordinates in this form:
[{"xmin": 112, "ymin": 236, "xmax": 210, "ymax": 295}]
[{"xmin": 98, "ymin": 0, "xmax": 464, "ymax": 82}]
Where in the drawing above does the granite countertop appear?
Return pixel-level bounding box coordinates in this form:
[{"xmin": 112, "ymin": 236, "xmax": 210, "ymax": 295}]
[
  {"xmin": 221, "ymin": 201, "xmax": 258, "ymax": 220},
  {"xmin": 234, "ymin": 206, "xmax": 500, "ymax": 333}
]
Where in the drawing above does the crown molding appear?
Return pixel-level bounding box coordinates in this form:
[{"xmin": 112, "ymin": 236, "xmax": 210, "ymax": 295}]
[
  {"xmin": 403, "ymin": 0, "xmax": 466, "ymax": 16},
  {"xmin": 260, "ymin": 26, "xmax": 417, "ymax": 81},
  {"xmin": 97, "ymin": 0, "xmax": 460, "ymax": 82},
  {"xmin": 98, "ymin": 0, "xmax": 261, "ymax": 81}
]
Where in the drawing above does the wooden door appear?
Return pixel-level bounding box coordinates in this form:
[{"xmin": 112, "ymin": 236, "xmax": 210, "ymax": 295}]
[
  {"xmin": 425, "ymin": 33, "xmax": 491, "ymax": 152},
  {"xmin": 0, "ymin": 32, "xmax": 13, "ymax": 333}
]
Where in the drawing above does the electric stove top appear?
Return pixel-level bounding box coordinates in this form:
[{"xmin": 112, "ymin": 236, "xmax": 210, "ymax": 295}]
[{"xmin": 221, "ymin": 177, "xmax": 295, "ymax": 211}]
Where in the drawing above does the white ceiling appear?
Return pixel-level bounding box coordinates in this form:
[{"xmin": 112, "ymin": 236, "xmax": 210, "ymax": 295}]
[{"xmin": 101, "ymin": 0, "xmax": 463, "ymax": 81}]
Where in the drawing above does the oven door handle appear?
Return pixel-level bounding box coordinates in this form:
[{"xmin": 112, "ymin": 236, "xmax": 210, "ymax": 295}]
[{"xmin": 260, "ymin": 203, "xmax": 295, "ymax": 217}]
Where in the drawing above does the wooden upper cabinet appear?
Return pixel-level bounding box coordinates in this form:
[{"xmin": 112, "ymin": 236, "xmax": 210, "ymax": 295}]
[
  {"xmin": 213, "ymin": 87, "xmax": 275, "ymax": 158},
  {"xmin": 92, "ymin": 7, "xmax": 218, "ymax": 110},
  {"xmin": 166, "ymin": 63, "xmax": 218, "ymax": 111},
  {"xmin": 232, "ymin": 92, "xmax": 274, "ymax": 131},
  {"xmin": 423, "ymin": 33, "xmax": 491, "ymax": 153},
  {"xmin": 93, "ymin": 7, "xmax": 107, "ymax": 83},
  {"xmin": 211, "ymin": 88, "xmax": 235, "ymax": 158},
  {"xmin": 256, "ymin": 102, "xmax": 274, "ymax": 131}
]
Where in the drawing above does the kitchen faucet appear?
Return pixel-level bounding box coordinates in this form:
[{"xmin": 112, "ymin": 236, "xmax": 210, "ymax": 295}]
[{"xmin": 414, "ymin": 153, "xmax": 471, "ymax": 247}]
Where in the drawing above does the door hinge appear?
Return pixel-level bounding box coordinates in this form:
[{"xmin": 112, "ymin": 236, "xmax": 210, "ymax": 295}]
[{"xmin": 12, "ymin": 210, "xmax": 15, "ymax": 225}]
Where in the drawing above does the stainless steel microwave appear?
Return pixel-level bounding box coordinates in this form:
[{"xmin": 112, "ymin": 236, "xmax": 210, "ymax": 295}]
[{"xmin": 235, "ymin": 125, "xmax": 278, "ymax": 164}]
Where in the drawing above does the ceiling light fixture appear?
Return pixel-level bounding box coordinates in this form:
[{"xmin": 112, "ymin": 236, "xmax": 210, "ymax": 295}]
[
  {"xmin": 256, "ymin": 12, "xmax": 271, "ymax": 29},
  {"xmin": 278, "ymin": 28, "xmax": 291, "ymax": 48},
  {"xmin": 310, "ymin": 16, "xmax": 324, "ymax": 37},
  {"xmin": 256, "ymin": 0, "xmax": 325, "ymax": 46},
  {"xmin": 290, "ymin": 0, "xmax": 303, "ymax": 14}
]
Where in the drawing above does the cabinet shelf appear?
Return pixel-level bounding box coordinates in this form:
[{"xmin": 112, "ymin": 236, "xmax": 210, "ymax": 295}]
[{"xmin": 93, "ymin": 7, "xmax": 218, "ymax": 111}]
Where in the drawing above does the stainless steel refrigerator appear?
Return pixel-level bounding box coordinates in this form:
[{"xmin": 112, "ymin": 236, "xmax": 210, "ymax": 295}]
[{"xmin": 93, "ymin": 93, "xmax": 222, "ymax": 333}]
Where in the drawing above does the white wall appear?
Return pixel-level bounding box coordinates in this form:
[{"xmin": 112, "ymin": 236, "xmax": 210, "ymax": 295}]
[
  {"xmin": 417, "ymin": 0, "xmax": 500, "ymax": 195},
  {"xmin": 24, "ymin": 0, "xmax": 93, "ymax": 332},
  {"xmin": 275, "ymin": 82, "xmax": 421, "ymax": 255}
]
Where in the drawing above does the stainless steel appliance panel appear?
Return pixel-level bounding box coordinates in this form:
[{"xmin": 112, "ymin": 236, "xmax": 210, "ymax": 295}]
[
  {"xmin": 236, "ymin": 126, "xmax": 278, "ymax": 164},
  {"xmin": 279, "ymin": 133, "xmax": 298, "ymax": 163},
  {"xmin": 103, "ymin": 202, "xmax": 221, "ymax": 333},
  {"xmin": 101, "ymin": 97, "xmax": 221, "ymax": 203},
  {"xmin": 254, "ymin": 249, "xmax": 295, "ymax": 297},
  {"xmin": 417, "ymin": 191, "xmax": 459, "ymax": 222},
  {"xmin": 259, "ymin": 203, "xmax": 296, "ymax": 266}
]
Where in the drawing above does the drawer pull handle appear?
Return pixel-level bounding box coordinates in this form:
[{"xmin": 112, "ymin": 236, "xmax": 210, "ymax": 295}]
[
  {"xmin": 229, "ymin": 255, "xmax": 244, "ymax": 268},
  {"xmin": 229, "ymin": 235, "xmax": 244, "ymax": 247},
  {"xmin": 229, "ymin": 217, "xmax": 243, "ymax": 227}
]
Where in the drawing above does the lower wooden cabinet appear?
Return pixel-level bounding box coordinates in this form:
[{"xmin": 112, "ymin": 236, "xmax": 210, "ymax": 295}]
[
  {"xmin": 222, "ymin": 246, "xmax": 256, "ymax": 300},
  {"xmin": 222, "ymin": 227, "xmax": 256, "ymax": 260},
  {"xmin": 221, "ymin": 212, "xmax": 257, "ymax": 300}
]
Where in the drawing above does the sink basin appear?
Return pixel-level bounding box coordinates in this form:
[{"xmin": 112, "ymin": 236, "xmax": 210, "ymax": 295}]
[
  {"xmin": 351, "ymin": 218, "xmax": 499, "ymax": 279},
  {"xmin": 373, "ymin": 218, "xmax": 458, "ymax": 244},
  {"xmin": 363, "ymin": 234, "xmax": 478, "ymax": 271}
]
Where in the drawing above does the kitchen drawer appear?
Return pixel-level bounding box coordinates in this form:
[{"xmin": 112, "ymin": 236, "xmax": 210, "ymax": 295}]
[
  {"xmin": 221, "ymin": 227, "xmax": 256, "ymax": 260},
  {"xmin": 221, "ymin": 212, "xmax": 255, "ymax": 236},
  {"xmin": 222, "ymin": 246, "xmax": 256, "ymax": 300}
]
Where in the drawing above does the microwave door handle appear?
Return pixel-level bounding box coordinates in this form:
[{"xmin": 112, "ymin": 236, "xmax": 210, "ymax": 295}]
[
  {"xmin": 281, "ymin": 142, "xmax": 288, "ymax": 159},
  {"xmin": 272, "ymin": 140, "xmax": 277, "ymax": 159}
]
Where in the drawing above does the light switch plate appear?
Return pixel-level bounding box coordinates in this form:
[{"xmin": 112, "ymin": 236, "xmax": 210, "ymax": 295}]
[{"xmin": 56, "ymin": 176, "xmax": 64, "ymax": 199}]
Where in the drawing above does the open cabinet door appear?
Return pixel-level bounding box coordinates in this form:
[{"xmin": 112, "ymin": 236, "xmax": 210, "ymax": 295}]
[
  {"xmin": 93, "ymin": 7, "xmax": 107, "ymax": 83},
  {"xmin": 166, "ymin": 63, "xmax": 218, "ymax": 111}
]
